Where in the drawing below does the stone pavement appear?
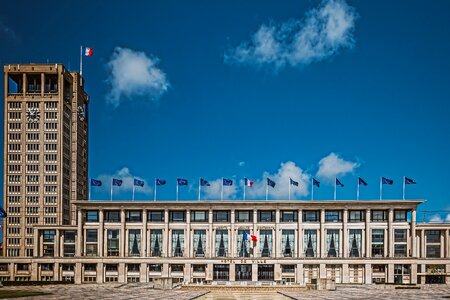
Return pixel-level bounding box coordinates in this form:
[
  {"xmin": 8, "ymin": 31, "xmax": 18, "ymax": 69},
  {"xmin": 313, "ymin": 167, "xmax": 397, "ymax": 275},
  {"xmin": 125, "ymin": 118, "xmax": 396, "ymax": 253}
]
[
  {"xmin": 0, "ymin": 283, "xmax": 208, "ymax": 300},
  {"xmin": 279, "ymin": 285, "xmax": 450, "ymax": 300}
]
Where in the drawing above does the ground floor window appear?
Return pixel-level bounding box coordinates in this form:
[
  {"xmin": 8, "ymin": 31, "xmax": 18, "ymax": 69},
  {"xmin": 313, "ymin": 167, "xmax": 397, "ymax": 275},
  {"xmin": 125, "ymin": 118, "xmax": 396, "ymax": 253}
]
[
  {"xmin": 394, "ymin": 264, "xmax": 411, "ymax": 284},
  {"xmin": 236, "ymin": 264, "xmax": 252, "ymax": 281},
  {"xmin": 127, "ymin": 276, "xmax": 140, "ymax": 283},
  {"xmin": 258, "ymin": 264, "xmax": 274, "ymax": 281},
  {"xmin": 105, "ymin": 276, "xmax": 118, "ymax": 282},
  {"xmin": 83, "ymin": 276, "xmax": 96, "ymax": 283},
  {"xmin": 213, "ymin": 264, "xmax": 229, "ymax": 281}
]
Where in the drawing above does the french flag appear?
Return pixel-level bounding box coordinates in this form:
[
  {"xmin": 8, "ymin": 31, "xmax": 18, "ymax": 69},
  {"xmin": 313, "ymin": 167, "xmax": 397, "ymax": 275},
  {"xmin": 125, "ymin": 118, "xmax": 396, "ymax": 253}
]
[
  {"xmin": 82, "ymin": 47, "xmax": 93, "ymax": 56},
  {"xmin": 244, "ymin": 178, "xmax": 254, "ymax": 187},
  {"xmin": 244, "ymin": 231, "xmax": 257, "ymax": 242}
]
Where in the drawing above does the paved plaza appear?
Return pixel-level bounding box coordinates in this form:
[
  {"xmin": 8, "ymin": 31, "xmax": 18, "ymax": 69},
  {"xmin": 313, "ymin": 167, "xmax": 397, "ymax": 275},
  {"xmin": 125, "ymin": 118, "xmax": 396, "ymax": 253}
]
[{"xmin": 1, "ymin": 284, "xmax": 450, "ymax": 299}]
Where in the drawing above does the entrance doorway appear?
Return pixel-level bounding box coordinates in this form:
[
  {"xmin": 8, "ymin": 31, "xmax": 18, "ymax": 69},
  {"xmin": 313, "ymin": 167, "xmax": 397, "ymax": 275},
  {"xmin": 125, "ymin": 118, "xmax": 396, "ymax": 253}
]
[
  {"xmin": 258, "ymin": 264, "xmax": 274, "ymax": 281},
  {"xmin": 236, "ymin": 264, "xmax": 252, "ymax": 281}
]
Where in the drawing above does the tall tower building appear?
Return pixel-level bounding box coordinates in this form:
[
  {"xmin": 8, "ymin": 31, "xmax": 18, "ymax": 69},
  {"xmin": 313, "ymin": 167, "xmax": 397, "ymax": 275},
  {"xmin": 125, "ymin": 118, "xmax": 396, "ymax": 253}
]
[{"xmin": 3, "ymin": 64, "xmax": 88, "ymax": 257}]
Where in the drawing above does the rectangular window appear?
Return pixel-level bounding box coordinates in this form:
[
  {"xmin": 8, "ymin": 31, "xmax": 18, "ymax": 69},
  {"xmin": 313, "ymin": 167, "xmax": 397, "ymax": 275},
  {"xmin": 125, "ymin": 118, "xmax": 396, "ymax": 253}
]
[
  {"xmin": 147, "ymin": 210, "xmax": 164, "ymax": 222},
  {"xmin": 213, "ymin": 210, "xmax": 230, "ymax": 222},
  {"xmin": 371, "ymin": 210, "xmax": 387, "ymax": 222},
  {"xmin": 107, "ymin": 229, "xmax": 119, "ymax": 257},
  {"xmin": 169, "ymin": 211, "xmax": 186, "ymax": 222},
  {"xmin": 394, "ymin": 244, "xmax": 407, "ymax": 257},
  {"xmin": 257, "ymin": 211, "xmax": 275, "ymax": 222},
  {"xmin": 348, "ymin": 210, "xmax": 365, "ymax": 222},
  {"xmin": 126, "ymin": 211, "xmax": 142, "ymax": 222},
  {"xmin": 191, "ymin": 211, "xmax": 208, "ymax": 222},
  {"xmin": 150, "ymin": 229, "xmax": 163, "ymax": 257},
  {"xmin": 85, "ymin": 229, "xmax": 98, "ymax": 256},
  {"xmin": 128, "ymin": 229, "xmax": 141, "ymax": 256},
  {"xmin": 215, "ymin": 229, "xmax": 228, "ymax": 257},
  {"xmin": 281, "ymin": 265, "xmax": 295, "ymax": 273},
  {"xmin": 193, "ymin": 230, "xmax": 207, "ymax": 257},
  {"xmin": 237, "ymin": 229, "xmax": 250, "ymax": 257},
  {"xmin": 281, "ymin": 230, "xmax": 295, "ymax": 257},
  {"xmin": 426, "ymin": 230, "xmax": 441, "ymax": 243},
  {"xmin": 235, "ymin": 210, "xmax": 253, "ymax": 222},
  {"xmin": 259, "ymin": 230, "xmax": 273, "ymax": 257},
  {"xmin": 394, "ymin": 210, "xmax": 408, "ymax": 222},
  {"xmin": 304, "ymin": 229, "xmax": 317, "ymax": 257},
  {"xmin": 325, "ymin": 211, "xmax": 342, "ymax": 222},
  {"xmin": 349, "ymin": 229, "xmax": 362, "ymax": 257},
  {"xmin": 280, "ymin": 210, "xmax": 298, "ymax": 222},
  {"xmin": 85, "ymin": 211, "xmax": 99, "ymax": 222},
  {"xmin": 105, "ymin": 211, "xmax": 120, "ymax": 222},
  {"xmin": 303, "ymin": 210, "xmax": 320, "ymax": 222},
  {"xmin": 426, "ymin": 245, "xmax": 440, "ymax": 258},
  {"xmin": 171, "ymin": 230, "xmax": 184, "ymax": 257},
  {"xmin": 326, "ymin": 229, "xmax": 340, "ymax": 257},
  {"xmin": 394, "ymin": 229, "xmax": 407, "ymax": 243},
  {"xmin": 372, "ymin": 229, "xmax": 384, "ymax": 257}
]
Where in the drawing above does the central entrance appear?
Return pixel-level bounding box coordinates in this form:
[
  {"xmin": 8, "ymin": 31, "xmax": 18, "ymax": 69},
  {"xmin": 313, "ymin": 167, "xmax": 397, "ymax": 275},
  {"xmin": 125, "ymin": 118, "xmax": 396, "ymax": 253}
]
[
  {"xmin": 258, "ymin": 264, "xmax": 274, "ymax": 281},
  {"xmin": 235, "ymin": 264, "xmax": 252, "ymax": 281}
]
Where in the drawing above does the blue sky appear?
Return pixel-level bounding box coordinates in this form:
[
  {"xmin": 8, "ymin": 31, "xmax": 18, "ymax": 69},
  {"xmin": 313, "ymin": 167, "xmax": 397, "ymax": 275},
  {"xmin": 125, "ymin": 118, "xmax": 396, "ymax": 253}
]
[{"xmin": 1, "ymin": 0, "xmax": 449, "ymax": 221}]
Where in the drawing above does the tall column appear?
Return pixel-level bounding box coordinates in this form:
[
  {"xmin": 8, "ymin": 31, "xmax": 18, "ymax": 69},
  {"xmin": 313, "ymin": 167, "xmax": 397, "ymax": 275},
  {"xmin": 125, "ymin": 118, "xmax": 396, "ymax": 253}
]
[
  {"xmin": 164, "ymin": 209, "xmax": 169, "ymax": 257},
  {"xmin": 140, "ymin": 263, "xmax": 147, "ymax": 283},
  {"xmin": 364, "ymin": 263, "xmax": 371, "ymax": 284},
  {"xmin": 343, "ymin": 209, "xmax": 348, "ymax": 258},
  {"xmin": 229, "ymin": 263, "xmax": 235, "ymax": 282},
  {"xmin": 253, "ymin": 209, "xmax": 257, "ymax": 257},
  {"xmin": 99, "ymin": 210, "xmax": 104, "ymax": 257},
  {"xmin": 387, "ymin": 263, "xmax": 395, "ymax": 284},
  {"xmin": 96, "ymin": 262, "xmax": 104, "ymax": 283},
  {"xmin": 441, "ymin": 230, "xmax": 445, "ymax": 258},
  {"xmin": 298, "ymin": 209, "xmax": 302, "ymax": 258},
  {"xmin": 296, "ymin": 263, "xmax": 304, "ymax": 285},
  {"xmin": 420, "ymin": 229, "xmax": 425, "ymax": 258},
  {"xmin": 275, "ymin": 209, "xmax": 280, "ymax": 257},
  {"xmin": 320, "ymin": 209, "xmax": 325, "ymax": 258},
  {"xmin": 411, "ymin": 209, "xmax": 417, "ymax": 257},
  {"xmin": 445, "ymin": 229, "xmax": 449, "ymax": 258},
  {"xmin": 365, "ymin": 209, "xmax": 371, "ymax": 257},
  {"xmin": 388, "ymin": 209, "xmax": 393, "ymax": 257},
  {"xmin": 342, "ymin": 263, "xmax": 349, "ymax": 283},
  {"xmin": 410, "ymin": 264, "xmax": 417, "ymax": 284},
  {"xmin": 252, "ymin": 263, "xmax": 258, "ymax": 282},
  {"xmin": 118, "ymin": 263, "xmax": 126, "ymax": 283},
  {"xmin": 142, "ymin": 210, "xmax": 147, "ymax": 257},
  {"xmin": 75, "ymin": 262, "xmax": 82, "ymax": 284},
  {"xmin": 54, "ymin": 229, "xmax": 60, "ymax": 257},
  {"xmin": 209, "ymin": 210, "xmax": 213, "ymax": 258},
  {"xmin": 230, "ymin": 210, "xmax": 235, "ymax": 257},
  {"xmin": 186, "ymin": 210, "xmax": 190, "ymax": 257},
  {"xmin": 76, "ymin": 209, "xmax": 83, "ymax": 256},
  {"xmin": 120, "ymin": 210, "xmax": 126, "ymax": 257}
]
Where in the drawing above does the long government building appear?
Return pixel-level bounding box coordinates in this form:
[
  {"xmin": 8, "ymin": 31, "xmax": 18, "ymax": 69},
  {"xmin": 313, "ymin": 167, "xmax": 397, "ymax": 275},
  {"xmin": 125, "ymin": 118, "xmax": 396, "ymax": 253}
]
[{"xmin": 1, "ymin": 64, "xmax": 450, "ymax": 286}]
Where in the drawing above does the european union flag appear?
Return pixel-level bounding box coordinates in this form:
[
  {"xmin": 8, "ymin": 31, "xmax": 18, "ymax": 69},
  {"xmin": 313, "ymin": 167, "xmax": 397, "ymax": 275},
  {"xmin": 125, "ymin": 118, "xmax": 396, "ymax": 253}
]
[
  {"xmin": 223, "ymin": 178, "xmax": 233, "ymax": 186},
  {"xmin": 156, "ymin": 179, "xmax": 166, "ymax": 186},
  {"xmin": 91, "ymin": 179, "xmax": 102, "ymax": 186},
  {"xmin": 290, "ymin": 178, "xmax": 299, "ymax": 186},
  {"xmin": 134, "ymin": 179, "xmax": 144, "ymax": 187},
  {"xmin": 358, "ymin": 177, "xmax": 368, "ymax": 186},
  {"xmin": 336, "ymin": 178, "xmax": 344, "ymax": 187},
  {"xmin": 112, "ymin": 178, "xmax": 122, "ymax": 186},
  {"xmin": 0, "ymin": 207, "xmax": 7, "ymax": 218},
  {"xmin": 177, "ymin": 178, "xmax": 188, "ymax": 186},
  {"xmin": 200, "ymin": 178, "xmax": 210, "ymax": 186},
  {"xmin": 267, "ymin": 178, "xmax": 276, "ymax": 188},
  {"xmin": 382, "ymin": 177, "xmax": 393, "ymax": 185},
  {"xmin": 313, "ymin": 178, "xmax": 320, "ymax": 187},
  {"xmin": 405, "ymin": 177, "xmax": 416, "ymax": 184}
]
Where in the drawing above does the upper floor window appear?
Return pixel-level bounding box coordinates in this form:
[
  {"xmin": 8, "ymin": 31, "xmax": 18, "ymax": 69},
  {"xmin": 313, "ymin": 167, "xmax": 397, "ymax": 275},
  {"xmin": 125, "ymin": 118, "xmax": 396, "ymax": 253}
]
[
  {"xmin": 303, "ymin": 210, "xmax": 320, "ymax": 222},
  {"xmin": 126, "ymin": 211, "xmax": 142, "ymax": 222},
  {"xmin": 148, "ymin": 210, "xmax": 164, "ymax": 222},
  {"xmin": 394, "ymin": 210, "xmax": 408, "ymax": 222},
  {"xmin": 394, "ymin": 229, "xmax": 407, "ymax": 243},
  {"xmin": 105, "ymin": 211, "xmax": 120, "ymax": 222},
  {"xmin": 169, "ymin": 211, "xmax": 186, "ymax": 222},
  {"xmin": 426, "ymin": 230, "xmax": 441, "ymax": 243},
  {"xmin": 213, "ymin": 210, "xmax": 230, "ymax": 222},
  {"xmin": 280, "ymin": 210, "xmax": 298, "ymax": 222},
  {"xmin": 191, "ymin": 211, "xmax": 208, "ymax": 222},
  {"xmin": 371, "ymin": 210, "xmax": 387, "ymax": 222},
  {"xmin": 258, "ymin": 211, "xmax": 275, "ymax": 222},
  {"xmin": 325, "ymin": 210, "xmax": 342, "ymax": 222},
  {"xmin": 85, "ymin": 210, "xmax": 99, "ymax": 222},
  {"xmin": 348, "ymin": 210, "xmax": 365, "ymax": 222},
  {"xmin": 235, "ymin": 210, "xmax": 253, "ymax": 222}
]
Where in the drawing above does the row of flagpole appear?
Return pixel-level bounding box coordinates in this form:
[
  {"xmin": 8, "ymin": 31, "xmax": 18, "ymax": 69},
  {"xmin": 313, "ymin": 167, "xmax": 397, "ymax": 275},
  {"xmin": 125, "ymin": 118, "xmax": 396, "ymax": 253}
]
[{"xmin": 89, "ymin": 176, "xmax": 417, "ymax": 201}]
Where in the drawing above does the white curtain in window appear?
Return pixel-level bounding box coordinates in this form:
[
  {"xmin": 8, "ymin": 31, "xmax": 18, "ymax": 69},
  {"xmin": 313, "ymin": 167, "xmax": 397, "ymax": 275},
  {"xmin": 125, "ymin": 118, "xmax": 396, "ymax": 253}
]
[
  {"xmin": 259, "ymin": 229, "xmax": 273, "ymax": 257},
  {"xmin": 215, "ymin": 229, "xmax": 228, "ymax": 256},
  {"xmin": 326, "ymin": 229, "xmax": 340, "ymax": 257},
  {"xmin": 281, "ymin": 230, "xmax": 295, "ymax": 257},
  {"xmin": 128, "ymin": 229, "xmax": 141, "ymax": 256},
  {"xmin": 349, "ymin": 229, "xmax": 362, "ymax": 257},
  {"xmin": 150, "ymin": 229, "xmax": 162, "ymax": 256},
  {"xmin": 193, "ymin": 230, "xmax": 206, "ymax": 257},
  {"xmin": 304, "ymin": 229, "xmax": 317, "ymax": 257},
  {"xmin": 171, "ymin": 230, "xmax": 184, "ymax": 256},
  {"xmin": 237, "ymin": 229, "xmax": 250, "ymax": 257}
]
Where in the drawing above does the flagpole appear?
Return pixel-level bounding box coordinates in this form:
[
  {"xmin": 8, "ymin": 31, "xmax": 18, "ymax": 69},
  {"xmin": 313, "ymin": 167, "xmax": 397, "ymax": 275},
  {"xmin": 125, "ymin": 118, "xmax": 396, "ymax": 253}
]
[
  {"xmin": 243, "ymin": 180, "xmax": 246, "ymax": 201},
  {"xmin": 288, "ymin": 178, "xmax": 291, "ymax": 200},
  {"xmin": 266, "ymin": 178, "xmax": 268, "ymax": 201},
  {"xmin": 221, "ymin": 178, "xmax": 224, "ymax": 201},
  {"xmin": 132, "ymin": 184, "xmax": 135, "ymax": 201},
  {"xmin": 311, "ymin": 178, "xmax": 314, "ymax": 201},
  {"xmin": 334, "ymin": 178, "xmax": 337, "ymax": 201},
  {"xmin": 88, "ymin": 179, "xmax": 91, "ymax": 201},
  {"xmin": 357, "ymin": 178, "xmax": 360, "ymax": 201},
  {"xmin": 198, "ymin": 178, "xmax": 201, "ymax": 201},
  {"xmin": 176, "ymin": 181, "xmax": 179, "ymax": 201},
  {"xmin": 80, "ymin": 46, "xmax": 83, "ymax": 76},
  {"xmin": 379, "ymin": 176, "xmax": 382, "ymax": 200},
  {"xmin": 110, "ymin": 179, "xmax": 113, "ymax": 201},
  {"xmin": 154, "ymin": 179, "xmax": 157, "ymax": 201},
  {"xmin": 402, "ymin": 176, "xmax": 405, "ymax": 200}
]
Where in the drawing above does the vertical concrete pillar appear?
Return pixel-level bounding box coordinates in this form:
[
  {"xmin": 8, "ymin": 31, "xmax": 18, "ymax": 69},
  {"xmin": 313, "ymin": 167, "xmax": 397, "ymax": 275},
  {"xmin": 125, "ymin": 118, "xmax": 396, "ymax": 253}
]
[
  {"xmin": 75, "ymin": 262, "xmax": 82, "ymax": 284},
  {"xmin": 184, "ymin": 263, "xmax": 191, "ymax": 283},
  {"xmin": 364, "ymin": 263, "xmax": 371, "ymax": 284},
  {"xmin": 162, "ymin": 263, "xmax": 169, "ymax": 278},
  {"xmin": 142, "ymin": 210, "xmax": 147, "ymax": 257},
  {"xmin": 252, "ymin": 263, "xmax": 258, "ymax": 282},
  {"xmin": 445, "ymin": 229, "xmax": 449, "ymax": 258},
  {"xmin": 365, "ymin": 209, "xmax": 371, "ymax": 257},
  {"xmin": 410, "ymin": 264, "xmax": 417, "ymax": 284},
  {"xmin": 230, "ymin": 210, "xmax": 235, "ymax": 258},
  {"xmin": 343, "ymin": 209, "xmax": 348, "ymax": 258},
  {"xmin": 206, "ymin": 263, "xmax": 213, "ymax": 281},
  {"xmin": 411, "ymin": 209, "xmax": 417, "ymax": 257},
  {"xmin": 275, "ymin": 210, "xmax": 280, "ymax": 258},
  {"xmin": 54, "ymin": 229, "xmax": 60, "ymax": 257},
  {"xmin": 31, "ymin": 262, "xmax": 38, "ymax": 281},
  {"xmin": 420, "ymin": 229, "xmax": 425, "ymax": 258},
  {"xmin": 296, "ymin": 264, "xmax": 304, "ymax": 285},
  {"xmin": 186, "ymin": 210, "xmax": 190, "ymax": 258},
  {"xmin": 387, "ymin": 263, "xmax": 395, "ymax": 284},
  {"xmin": 164, "ymin": 209, "xmax": 169, "ymax": 257},
  {"xmin": 274, "ymin": 263, "xmax": 281, "ymax": 281},
  {"xmin": 319, "ymin": 263, "xmax": 326, "ymax": 279},
  {"xmin": 53, "ymin": 262, "xmax": 60, "ymax": 281},
  {"xmin": 209, "ymin": 210, "xmax": 213, "ymax": 258},
  {"xmin": 388, "ymin": 209, "xmax": 393, "ymax": 257},
  {"xmin": 298, "ymin": 209, "xmax": 303, "ymax": 258},
  {"xmin": 77, "ymin": 209, "xmax": 83, "ymax": 256},
  {"xmin": 118, "ymin": 263, "xmax": 126, "ymax": 283},
  {"xmin": 446, "ymin": 264, "xmax": 450, "ymax": 284},
  {"xmin": 96, "ymin": 262, "xmax": 103, "ymax": 283},
  {"xmin": 140, "ymin": 263, "xmax": 147, "ymax": 283},
  {"xmin": 320, "ymin": 209, "xmax": 325, "ymax": 258},
  {"xmin": 99, "ymin": 210, "xmax": 104, "ymax": 257},
  {"xmin": 120, "ymin": 210, "xmax": 126, "ymax": 257},
  {"xmin": 9, "ymin": 263, "xmax": 14, "ymax": 281},
  {"xmin": 342, "ymin": 263, "xmax": 349, "ymax": 283},
  {"xmin": 229, "ymin": 263, "xmax": 235, "ymax": 282}
]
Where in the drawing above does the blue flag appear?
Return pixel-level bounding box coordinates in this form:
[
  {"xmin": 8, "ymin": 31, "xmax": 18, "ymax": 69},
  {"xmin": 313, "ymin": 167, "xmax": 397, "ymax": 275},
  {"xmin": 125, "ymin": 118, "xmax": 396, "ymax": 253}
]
[
  {"xmin": 156, "ymin": 179, "xmax": 166, "ymax": 186},
  {"xmin": 91, "ymin": 179, "xmax": 102, "ymax": 186},
  {"xmin": 313, "ymin": 178, "xmax": 320, "ymax": 187},
  {"xmin": 134, "ymin": 179, "xmax": 144, "ymax": 187},
  {"xmin": 177, "ymin": 178, "xmax": 188, "ymax": 186},
  {"xmin": 0, "ymin": 207, "xmax": 7, "ymax": 218},
  {"xmin": 223, "ymin": 178, "xmax": 233, "ymax": 186},
  {"xmin": 290, "ymin": 178, "xmax": 299, "ymax": 186},
  {"xmin": 405, "ymin": 177, "xmax": 416, "ymax": 185},
  {"xmin": 382, "ymin": 177, "xmax": 393, "ymax": 185},
  {"xmin": 200, "ymin": 178, "xmax": 210, "ymax": 186},
  {"xmin": 112, "ymin": 178, "xmax": 122, "ymax": 186},
  {"xmin": 267, "ymin": 178, "xmax": 276, "ymax": 188},
  {"xmin": 336, "ymin": 178, "xmax": 344, "ymax": 187},
  {"xmin": 358, "ymin": 177, "xmax": 368, "ymax": 186}
]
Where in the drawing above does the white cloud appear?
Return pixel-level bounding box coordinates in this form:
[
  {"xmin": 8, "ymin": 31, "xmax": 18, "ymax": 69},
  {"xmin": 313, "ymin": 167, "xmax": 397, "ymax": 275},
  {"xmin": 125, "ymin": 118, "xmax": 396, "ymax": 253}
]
[
  {"xmin": 0, "ymin": 21, "xmax": 19, "ymax": 42},
  {"xmin": 316, "ymin": 152, "xmax": 359, "ymax": 183},
  {"xmin": 429, "ymin": 214, "xmax": 443, "ymax": 223},
  {"xmin": 446, "ymin": 214, "xmax": 450, "ymax": 223},
  {"xmin": 201, "ymin": 178, "xmax": 239, "ymax": 200},
  {"xmin": 225, "ymin": 0, "xmax": 356, "ymax": 69},
  {"xmin": 238, "ymin": 161, "xmax": 246, "ymax": 167},
  {"xmin": 246, "ymin": 161, "xmax": 310, "ymax": 200},
  {"xmin": 98, "ymin": 167, "xmax": 152, "ymax": 195},
  {"xmin": 107, "ymin": 47, "xmax": 169, "ymax": 107}
]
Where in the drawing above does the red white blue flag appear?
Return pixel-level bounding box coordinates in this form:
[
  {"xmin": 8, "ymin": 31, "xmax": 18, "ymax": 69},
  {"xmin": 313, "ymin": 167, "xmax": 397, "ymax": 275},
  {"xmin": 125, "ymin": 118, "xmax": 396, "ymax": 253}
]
[{"xmin": 82, "ymin": 47, "xmax": 93, "ymax": 56}]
